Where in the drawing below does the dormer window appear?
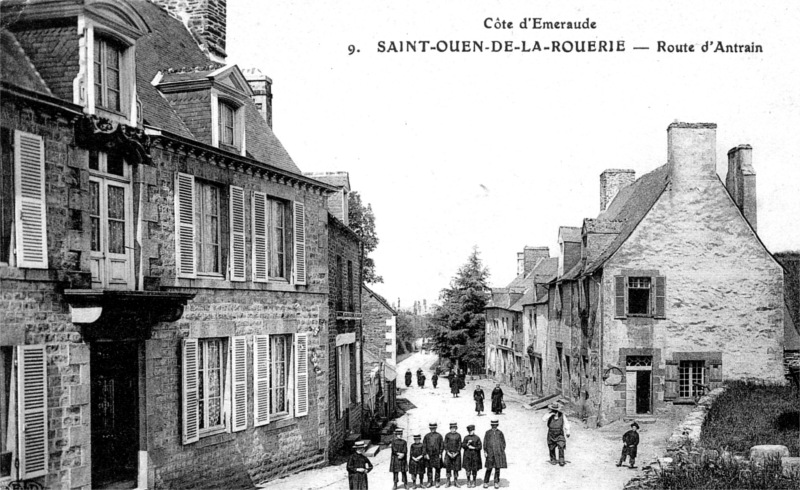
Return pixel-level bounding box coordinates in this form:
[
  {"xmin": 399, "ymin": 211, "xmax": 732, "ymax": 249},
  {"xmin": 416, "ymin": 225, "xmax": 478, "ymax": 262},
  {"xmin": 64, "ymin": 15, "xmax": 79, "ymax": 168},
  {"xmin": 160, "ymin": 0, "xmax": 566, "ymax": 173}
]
[
  {"xmin": 218, "ymin": 101, "xmax": 236, "ymax": 146},
  {"xmin": 94, "ymin": 37, "xmax": 122, "ymax": 112},
  {"xmin": 211, "ymin": 95, "xmax": 244, "ymax": 153}
]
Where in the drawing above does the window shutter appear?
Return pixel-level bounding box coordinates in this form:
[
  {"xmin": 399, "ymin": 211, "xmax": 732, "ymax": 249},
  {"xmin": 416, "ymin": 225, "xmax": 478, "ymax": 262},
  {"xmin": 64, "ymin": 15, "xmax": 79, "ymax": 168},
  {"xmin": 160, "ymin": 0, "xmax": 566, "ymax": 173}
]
[
  {"xmin": 181, "ymin": 338, "xmax": 199, "ymax": 445},
  {"xmin": 252, "ymin": 192, "xmax": 268, "ymax": 282},
  {"xmin": 355, "ymin": 341, "xmax": 362, "ymax": 403},
  {"xmin": 254, "ymin": 335, "xmax": 270, "ymax": 426},
  {"xmin": 614, "ymin": 276, "xmax": 626, "ymax": 318},
  {"xmin": 231, "ymin": 336, "xmax": 247, "ymax": 432},
  {"xmin": 664, "ymin": 361, "xmax": 678, "ymax": 401},
  {"xmin": 14, "ymin": 131, "xmax": 48, "ymax": 269},
  {"xmin": 229, "ymin": 186, "xmax": 246, "ymax": 282},
  {"xmin": 654, "ymin": 276, "xmax": 666, "ymax": 318},
  {"xmin": 708, "ymin": 362, "xmax": 722, "ymax": 391},
  {"xmin": 294, "ymin": 333, "xmax": 309, "ymax": 417},
  {"xmin": 293, "ymin": 201, "xmax": 306, "ymax": 285},
  {"xmin": 17, "ymin": 345, "xmax": 48, "ymax": 479},
  {"xmin": 175, "ymin": 173, "xmax": 196, "ymax": 278}
]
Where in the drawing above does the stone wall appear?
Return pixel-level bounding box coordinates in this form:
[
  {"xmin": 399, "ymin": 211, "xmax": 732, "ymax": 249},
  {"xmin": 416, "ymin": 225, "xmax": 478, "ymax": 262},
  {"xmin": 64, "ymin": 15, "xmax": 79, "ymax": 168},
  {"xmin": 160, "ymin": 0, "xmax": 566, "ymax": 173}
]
[{"xmin": 361, "ymin": 287, "xmax": 394, "ymax": 374}]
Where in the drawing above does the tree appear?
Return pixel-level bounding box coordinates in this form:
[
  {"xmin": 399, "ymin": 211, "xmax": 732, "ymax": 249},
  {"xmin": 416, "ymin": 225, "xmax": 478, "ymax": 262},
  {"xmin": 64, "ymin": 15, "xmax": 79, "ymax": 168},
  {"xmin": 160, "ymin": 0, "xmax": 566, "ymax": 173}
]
[
  {"xmin": 431, "ymin": 247, "xmax": 490, "ymax": 370},
  {"xmin": 348, "ymin": 191, "xmax": 382, "ymax": 284}
]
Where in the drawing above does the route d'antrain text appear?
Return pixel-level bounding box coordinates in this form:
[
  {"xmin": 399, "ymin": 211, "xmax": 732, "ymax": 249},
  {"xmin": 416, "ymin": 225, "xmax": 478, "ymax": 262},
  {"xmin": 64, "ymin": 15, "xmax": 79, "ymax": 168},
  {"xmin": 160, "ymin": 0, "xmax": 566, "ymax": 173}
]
[{"xmin": 377, "ymin": 40, "xmax": 625, "ymax": 53}]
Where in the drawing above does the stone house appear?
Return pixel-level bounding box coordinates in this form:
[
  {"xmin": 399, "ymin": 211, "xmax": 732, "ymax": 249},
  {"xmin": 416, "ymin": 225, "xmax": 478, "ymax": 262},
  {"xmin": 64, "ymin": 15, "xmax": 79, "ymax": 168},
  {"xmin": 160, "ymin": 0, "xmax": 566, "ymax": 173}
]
[
  {"xmin": 0, "ymin": 0, "xmax": 344, "ymax": 487},
  {"xmin": 361, "ymin": 285, "xmax": 398, "ymax": 423}
]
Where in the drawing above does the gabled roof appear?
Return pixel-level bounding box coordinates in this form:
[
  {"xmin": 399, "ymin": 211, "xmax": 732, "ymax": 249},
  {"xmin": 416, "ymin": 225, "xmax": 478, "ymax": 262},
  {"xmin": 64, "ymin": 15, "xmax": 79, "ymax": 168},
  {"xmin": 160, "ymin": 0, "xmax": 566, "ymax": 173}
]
[
  {"xmin": 0, "ymin": 29, "xmax": 53, "ymax": 96},
  {"xmin": 362, "ymin": 284, "xmax": 397, "ymax": 315}
]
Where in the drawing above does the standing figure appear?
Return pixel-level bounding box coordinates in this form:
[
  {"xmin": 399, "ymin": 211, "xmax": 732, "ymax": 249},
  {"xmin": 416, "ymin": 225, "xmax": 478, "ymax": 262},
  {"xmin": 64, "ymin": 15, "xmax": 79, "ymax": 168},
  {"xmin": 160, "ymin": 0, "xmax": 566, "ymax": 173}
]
[
  {"xmin": 542, "ymin": 402, "xmax": 571, "ymax": 466},
  {"xmin": 443, "ymin": 423, "xmax": 462, "ymax": 488},
  {"xmin": 449, "ymin": 372, "xmax": 461, "ymax": 398},
  {"xmin": 406, "ymin": 369, "xmax": 413, "ymax": 388},
  {"xmin": 473, "ymin": 386, "xmax": 485, "ymax": 416},
  {"xmin": 347, "ymin": 441, "xmax": 373, "ymax": 490},
  {"xmin": 482, "ymin": 420, "xmax": 507, "ymax": 489},
  {"xmin": 419, "ymin": 372, "xmax": 427, "ymax": 388},
  {"xmin": 390, "ymin": 428, "xmax": 409, "ymax": 489},
  {"xmin": 461, "ymin": 425, "xmax": 482, "ymax": 488},
  {"xmin": 409, "ymin": 433, "xmax": 427, "ymax": 489},
  {"xmin": 616, "ymin": 422, "xmax": 640, "ymax": 468},
  {"xmin": 459, "ymin": 370, "xmax": 466, "ymax": 390},
  {"xmin": 490, "ymin": 384, "xmax": 504, "ymax": 414},
  {"xmin": 423, "ymin": 422, "xmax": 444, "ymax": 488},
  {"xmin": 432, "ymin": 372, "xmax": 439, "ymax": 389}
]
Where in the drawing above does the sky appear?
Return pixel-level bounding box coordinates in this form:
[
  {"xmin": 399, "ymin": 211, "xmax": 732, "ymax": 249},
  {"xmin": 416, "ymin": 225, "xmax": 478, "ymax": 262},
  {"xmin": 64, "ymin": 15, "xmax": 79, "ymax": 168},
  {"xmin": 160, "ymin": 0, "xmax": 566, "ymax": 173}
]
[{"xmin": 227, "ymin": 0, "xmax": 800, "ymax": 309}]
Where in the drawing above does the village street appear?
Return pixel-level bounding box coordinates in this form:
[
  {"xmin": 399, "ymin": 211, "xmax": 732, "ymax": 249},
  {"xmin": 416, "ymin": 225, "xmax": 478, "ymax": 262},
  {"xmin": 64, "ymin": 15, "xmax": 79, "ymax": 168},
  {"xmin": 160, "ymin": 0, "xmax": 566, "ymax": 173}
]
[{"xmin": 259, "ymin": 351, "xmax": 674, "ymax": 490}]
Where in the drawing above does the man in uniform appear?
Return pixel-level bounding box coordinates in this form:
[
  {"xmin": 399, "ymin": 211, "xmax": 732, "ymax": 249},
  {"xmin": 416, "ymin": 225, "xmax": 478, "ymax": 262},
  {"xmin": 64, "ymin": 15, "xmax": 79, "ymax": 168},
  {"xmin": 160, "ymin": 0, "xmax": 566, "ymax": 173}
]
[
  {"xmin": 443, "ymin": 422, "xmax": 462, "ymax": 488},
  {"xmin": 391, "ymin": 428, "xmax": 409, "ymax": 489},
  {"xmin": 542, "ymin": 402, "xmax": 571, "ymax": 466},
  {"xmin": 423, "ymin": 422, "xmax": 444, "ymax": 488},
  {"xmin": 347, "ymin": 441, "xmax": 373, "ymax": 490},
  {"xmin": 409, "ymin": 433, "xmax": 427, "ymax": 489},
  {"xmin": 482, "ymin": 420, "xmax": 506, "ymax": 489},
  {"xmin": 616, "ymin": 421, "xmax": 640, "ymax": 468},
  {"xmin": 461, "ymin": 425, "xmax": 482, "ymax": 488}
]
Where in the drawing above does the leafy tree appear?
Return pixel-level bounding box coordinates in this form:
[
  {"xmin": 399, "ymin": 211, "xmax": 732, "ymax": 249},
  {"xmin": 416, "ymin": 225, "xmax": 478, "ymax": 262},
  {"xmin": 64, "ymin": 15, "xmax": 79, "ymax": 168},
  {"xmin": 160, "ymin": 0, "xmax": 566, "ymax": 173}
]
[
  {"xmin": 431, "ymin": 247, "xmax": 490, "ymax": 370},
  {"xmin": 348, "ymin": 191, "xmax": 382, "ymax": 284}
]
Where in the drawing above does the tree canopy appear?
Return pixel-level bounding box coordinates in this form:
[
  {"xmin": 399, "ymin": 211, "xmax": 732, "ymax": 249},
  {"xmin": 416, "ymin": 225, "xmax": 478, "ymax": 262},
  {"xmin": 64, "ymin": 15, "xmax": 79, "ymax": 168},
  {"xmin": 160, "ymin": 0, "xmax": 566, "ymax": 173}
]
[{"xmin": 348, "ymin": 191, "xmax": 382, "ymax": 284}]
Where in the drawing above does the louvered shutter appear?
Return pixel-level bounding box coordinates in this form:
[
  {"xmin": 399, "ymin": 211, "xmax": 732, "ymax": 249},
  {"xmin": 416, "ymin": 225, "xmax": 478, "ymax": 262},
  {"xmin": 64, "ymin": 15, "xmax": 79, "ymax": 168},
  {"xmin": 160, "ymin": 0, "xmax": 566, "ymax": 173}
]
[
  {"xmin": 175, "ymin": 173, "xmax": 196, "ymax": 278},
  {"xmin": 17, "ymin": 345, "xmax": 48, "ymax": 479},
  {"xmin": 293, "ymin": 201, "xmax": 306, "ymax": 285},
  {"xmin": 664, "ymin": 361, "xmax": 678, "ymax": 401},
  {"xmin": 654, "ymin": 276, "xmax": 666, "ymax": 318},
  {"xmin": 229, "ymin": 186, "xmax": 246, "ymax": 282},
  {"xmin": 254, "ymin": 335, "xmax": 270, "ymax": 426},
  {"xmin": 252, "ymin": 192, "xmax": 268, "ymax": 282},
  {"xmin": 294, "ymin": 333, "xmax": 309, "ymax": 417},
  {"xmin": 14, "ymin": 131, "xmax": 47, "ymax": 269},
  {"xmin": 231, "ymin": 336, "xmax": 247, "ymax": 431},
  {"xmin": 181, "ymin": 338, "xmax": 199, "ymax": 445},
  {"xmin": 355, "ymin": 341, "xmax": 362, "ymax": 403},
  {"xmin": 614, "ymin": 276, "xmax": 626, "ymax": 318}
]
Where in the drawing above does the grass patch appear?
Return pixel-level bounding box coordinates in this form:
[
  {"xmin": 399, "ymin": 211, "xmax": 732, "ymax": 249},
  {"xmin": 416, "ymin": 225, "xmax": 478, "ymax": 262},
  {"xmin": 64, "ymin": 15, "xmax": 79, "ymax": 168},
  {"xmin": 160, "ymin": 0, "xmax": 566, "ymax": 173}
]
[
  {"xmin": 700, "ymin": 380, "xmax": 799, "ymax": 456},
  {"xmin": 649, "ymin": 451, "xmax": 799, "ymax": 489}
]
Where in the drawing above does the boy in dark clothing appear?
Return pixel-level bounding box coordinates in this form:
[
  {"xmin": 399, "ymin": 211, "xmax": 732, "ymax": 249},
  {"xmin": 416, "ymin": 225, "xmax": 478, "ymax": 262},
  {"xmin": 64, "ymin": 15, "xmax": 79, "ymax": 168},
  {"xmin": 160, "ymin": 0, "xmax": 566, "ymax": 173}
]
[
  {"xmin": 390, "ymin": 428, "xmax": 409, "ymax": 489},
  {"xmin": 616, "ymin": 422, "xmax": 640, "ymax": 468},
  {"xmin": 347, "ymin": 441, "xmax": 373, "ymax": 489},
  {"xmin": 432, "ymin": 372, "xmax": 439, "ymax": 388},
  {"xmin": 409, "ymin": 434, "xmax": 427, "ymax": 489}
]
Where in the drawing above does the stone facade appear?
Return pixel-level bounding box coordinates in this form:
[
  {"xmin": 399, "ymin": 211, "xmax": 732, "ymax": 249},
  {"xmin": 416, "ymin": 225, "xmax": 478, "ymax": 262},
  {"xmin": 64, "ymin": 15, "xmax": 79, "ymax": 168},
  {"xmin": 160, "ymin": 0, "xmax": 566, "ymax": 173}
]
[{"xmin": 361, "ymin": 286, "xmax": 396, "ymax": 373}]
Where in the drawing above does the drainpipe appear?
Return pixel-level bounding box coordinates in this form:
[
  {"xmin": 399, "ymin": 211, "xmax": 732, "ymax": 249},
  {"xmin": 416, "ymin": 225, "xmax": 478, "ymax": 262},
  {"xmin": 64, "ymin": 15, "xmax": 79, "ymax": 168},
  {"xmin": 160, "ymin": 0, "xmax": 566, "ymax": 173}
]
[{"xmin": 595, "ymin": 273, "xmax": 604, "ymax": 425}]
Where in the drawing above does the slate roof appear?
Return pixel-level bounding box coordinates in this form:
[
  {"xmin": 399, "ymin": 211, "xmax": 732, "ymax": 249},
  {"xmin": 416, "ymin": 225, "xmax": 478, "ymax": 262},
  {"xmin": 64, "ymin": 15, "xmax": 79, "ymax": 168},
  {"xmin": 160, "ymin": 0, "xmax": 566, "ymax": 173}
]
[
  {"xmin": 0, "ymin": 29, "xmax": 53, "ymax": 96},
  {"xmin": 305, "ymin": 172, "xmax": 351, "ymax": 190}
]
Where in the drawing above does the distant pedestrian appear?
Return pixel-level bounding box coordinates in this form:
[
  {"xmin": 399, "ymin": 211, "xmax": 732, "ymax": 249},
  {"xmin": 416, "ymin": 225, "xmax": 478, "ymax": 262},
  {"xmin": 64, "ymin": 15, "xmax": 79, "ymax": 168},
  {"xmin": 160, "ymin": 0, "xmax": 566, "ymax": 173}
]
[
  {"xmin": 406, "ymin": 369, "xmax": 413, "ymax": 388},
  {"xmin": 473, "ymin": 386, "xmax": 485, "ymax": 416},
  {"xmin": 482, "ymin": 420, "xmax": 507, "ymax": 489},
  {"xmin": 423, "ymin": 422, "xmax": 444, "ymax": 488},
  {"xmin": 443, "ymin": 423, "xmax": 462, "ymax": 487},
  {"xmin": 432, "ymin": 372, "xmax": 439, "ymax": 389},
  {"xmin": 490, "ymin": 384, "xmax": 504, "ymax": 414},
  {"xmin": 461, "ymin": 425, "xmax": 482, "ymax": 488},
  {"xmin": 542, "ymin": 402, "xmax": 571, "ymax": 466},
  {"xmin": 390, "ymin": 428, "xmax": 409, "ymax": 489},
  {"xmin": 616, "ymin": 422, "xmax": 640, "ymax": 468},
  {"xmin": 347, "ymin": 441, "xmax": 373, "ymax": 490},
  {"xmin": 459, "ymin": 371, "xmax": 466, "ymax": 390},
  {"xmin": 409, "ymin": 433, "xmax": 427, "ymax": 489},
  {"xmin": 450, "ymin": 372, "xmax": 460, "ymax": 398},
  {"xmin": 419, "ymin": 372, "xmax": 427, "ymax": 388}
]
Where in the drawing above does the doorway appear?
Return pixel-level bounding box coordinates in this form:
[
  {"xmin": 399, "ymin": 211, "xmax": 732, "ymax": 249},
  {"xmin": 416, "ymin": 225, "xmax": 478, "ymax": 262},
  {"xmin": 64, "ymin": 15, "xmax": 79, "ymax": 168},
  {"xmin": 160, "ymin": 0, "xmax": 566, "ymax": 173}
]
[
  {"xmin": 91, "ymin": 341, "xmax": 139, "ymax": 488},
  {"xmin": 625, "ymin": 355, "xmax": 652, "ymax": 415},
  {"xmin": 636, "ymin": 371, "xmax": 652, "ymax": 414}
]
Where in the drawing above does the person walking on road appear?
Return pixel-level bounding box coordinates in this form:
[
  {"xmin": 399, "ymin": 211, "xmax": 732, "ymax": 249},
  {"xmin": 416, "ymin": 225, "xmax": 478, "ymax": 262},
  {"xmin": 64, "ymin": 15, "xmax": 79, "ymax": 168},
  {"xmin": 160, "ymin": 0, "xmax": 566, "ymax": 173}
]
[
  {"xmin": 423, "ymin": 422, "xmax": 445, "ymax": 488},
  {"xmin": 347, "ymin": 441, "xmax": 373, "ymax": 490},
  {"xmin": 419, "ymin": 372, "xmax": 427, "ymax": 388},
  {"xmin": 406, "ymin": 369, "xmax": 413, "ymax": 388},
  {"xmin": 449, "ymin": 371, "xmax": 460, "ymax": 398},
  {"xmin": 482, "ymin": 420, "xmax": 507, "ymax": 489},
  {"xmin": 443, "ymin": 423, "xmax": 462, "ymax": 488},
  {"xmin": 409, "ymin": 433, "xmax": 427, "ymax": 489},
  {"xmin": 432, "ymin": 372, "xmax": 439, "ymax": 389},
  {"xmin": 473, "ymin": 386, "xmax": 485, "ymax": 416},
  {"xmin": 461, "ymin": 425, "xmax": 482, "ymax": 488},
  {"xmin": 616, "ymin": 421, "xmax": 640, "ymax": 468},
  {"xmin": 391, "ymin": 428, "xmax": 409, "ymax": 489},
  {"xmin": 542, "ymin": 402, "xmax": 571, "ymax": 466},
  {"xmin": 490, "ymin": 384, "xmax": 504, "ymax": 415}
]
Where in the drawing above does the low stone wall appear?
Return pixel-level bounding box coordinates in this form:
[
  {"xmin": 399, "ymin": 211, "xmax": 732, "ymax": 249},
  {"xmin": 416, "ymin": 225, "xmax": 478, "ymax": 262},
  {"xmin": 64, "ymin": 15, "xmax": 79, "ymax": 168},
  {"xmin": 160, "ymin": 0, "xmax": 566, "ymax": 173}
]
[{"xmin": 665, "ymin": 387, "xmax": 726, "ymax": 453}]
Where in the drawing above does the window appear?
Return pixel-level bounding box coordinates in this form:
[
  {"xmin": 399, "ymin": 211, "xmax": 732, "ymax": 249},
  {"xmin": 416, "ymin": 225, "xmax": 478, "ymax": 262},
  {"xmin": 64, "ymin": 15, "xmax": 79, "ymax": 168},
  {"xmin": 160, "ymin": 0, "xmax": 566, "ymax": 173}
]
[
  {"xmin": 679, "ymin": 360, "xmax": 705, "ymax": 398},
  {"xmin": 614, "ymin": 275, "xmax": 666, "ymax": 318},
  {"xmin": 335, "ymin": 255, "xmax": 343, "ymax": 310},
  {"xmin": 270, "ymin": 334, "xmax": 291, "ymax": 416},
  {"xmin": 198, "ymin": 339, "xmax": 225, "ymax": 432},
  {"xmin": 218, "ymin": 102, "xmax": 235, "ymax": 146},
  {"xmin": 347, "ymin": 260, "xmax": 354, "ymax": 311},
  {"xmin": 194, "ymin": 181, "xmax": 222, "ymax": 275},
  {"xmin": 269, "ymin": 198, "xmax": 287, "ymax": 279},
  {"xmin": 0, "ymin": 128, "xmax": 12, "ymax": 264},
  {"xmin": 628, "ymin": 277, "xmax": 651, "ymax": 315},
  {"xmin": 94, "ymin": 37, "xmax": 122, "ymax": 112},
  {"xmin": 336, "ymin": 342, "xmax": 352, "ymax": 416}
]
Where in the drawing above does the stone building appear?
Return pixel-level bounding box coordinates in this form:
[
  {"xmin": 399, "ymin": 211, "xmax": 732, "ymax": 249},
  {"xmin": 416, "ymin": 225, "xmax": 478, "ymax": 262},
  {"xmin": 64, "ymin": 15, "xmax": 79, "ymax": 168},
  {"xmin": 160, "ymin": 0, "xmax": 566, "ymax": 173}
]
[
  {"xmin": 361, "ymin": 285, "xmax": 398, "ymax": 422},
  {"xmin": 0, "ymin": 0, "xmax": 342, "ymax": 487}
]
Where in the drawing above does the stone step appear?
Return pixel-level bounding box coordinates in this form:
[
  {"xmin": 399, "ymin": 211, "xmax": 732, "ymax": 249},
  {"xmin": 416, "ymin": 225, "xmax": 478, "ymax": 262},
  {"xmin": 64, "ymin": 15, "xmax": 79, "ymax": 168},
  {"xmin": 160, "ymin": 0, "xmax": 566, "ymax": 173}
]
[
  {"xmin": 364, "ymin": 444, "xmax": 380, "ymax": 457},
  {"xmin": 623, "ymin": 415, "xmax": 657, "ymax": 424}
]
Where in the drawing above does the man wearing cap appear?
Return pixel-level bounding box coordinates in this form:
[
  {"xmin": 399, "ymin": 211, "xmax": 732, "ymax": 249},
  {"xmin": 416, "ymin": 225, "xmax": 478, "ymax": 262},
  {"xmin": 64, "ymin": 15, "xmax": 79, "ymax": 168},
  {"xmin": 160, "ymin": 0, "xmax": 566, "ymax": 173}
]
[
  {"xmin": 443, "ymin": 423, "xmax": 463, "ymax": 488},
  {"xmin": 391, "ymin": 428, "xmax": 409, "ymax": 489},
  {"xmin": 542, "ymin": 402, "xmax": 571, "ymax": 466},
  {"xmin": 347, "ymin": 441, "xmax": 373, "ymax": 490},
  {"xmin": 616, "ymin": 421, "xmax": 640, "ymax": 468},
  {"xmin": 423, "ymin": 422, "xmax": 445, "ymax": 487},
  {"xmin": 482, "ymin": 420, "xmax": 506, "ymax": 489},
  {"xmin": 409, "ymin": 433, "xmax": 427, "ymax": 489},
  {"xmin": 461, "ymin": 425, "xmax": 482, "ymax": 488}
]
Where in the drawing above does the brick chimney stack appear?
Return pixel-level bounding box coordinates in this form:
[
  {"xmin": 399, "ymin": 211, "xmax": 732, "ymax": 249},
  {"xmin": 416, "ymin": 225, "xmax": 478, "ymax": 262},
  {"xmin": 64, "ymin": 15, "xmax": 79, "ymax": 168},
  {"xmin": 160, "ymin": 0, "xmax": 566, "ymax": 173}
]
[
  {"xmin": 667, "ymin": 122, "xmax": 717, "ymax": 185},
  {"xmin": 523, "ymin": 246, "xmax": 550, "ymax": 275},
  {"xmin": 599, "ymin": 169, "xmax": 636, "ymax": 211},
  {"xmin": 726, "ymin": 145, "xmax": 757, "ymax": 231},
  {"xmin": 243, "ymin": 68, "xmax": 273, "ymax": 128},
  {"xmin": 151, "ymin": 0, "xmax": 227, "ymax": 62},
  {"xmin": 517, "ymin": 252, "xmax": 525, "ymax": 276}
]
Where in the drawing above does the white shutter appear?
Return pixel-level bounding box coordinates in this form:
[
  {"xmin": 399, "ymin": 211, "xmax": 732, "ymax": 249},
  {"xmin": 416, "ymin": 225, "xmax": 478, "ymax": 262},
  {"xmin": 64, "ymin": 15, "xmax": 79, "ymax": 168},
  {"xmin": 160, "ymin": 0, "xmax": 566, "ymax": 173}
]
[
  {"xmin": 229, "ymin": 186, "xmax": 246, "ymax": 281},
  {"xmin": 355, "ymin": 341, "xmax": 362, "ymax": 403},
  {"xmin": 294, "ymin": 333, "xmax": 309, "ymax": 417},
  {"xmin": 254, "ymin": 335, "xmax": 270, "ymax": 426},
  {"xmin": 252, "ymin": 192, "xmax": 268, "ymax": 282},
  {"xmin": 175, "ymin": 173, "xmax": 196, "ymax": 278},
  {"xmin": 181, "ymin": 338, "xmax": 199, "ymax": 445},
  {"xmin": 292, "ymin": 201, "xmax": 306, "ymax": 285},
  {"xmin": 14, "ymin": 131, "xmax": 47, "ymax": 269},
  {"xmin": 17, "ymin": 345, "xmax": 48, "ymax": 479},
  {"xmin": 231, "ymin": 336, "xmax": 247, "ymax": 432}
]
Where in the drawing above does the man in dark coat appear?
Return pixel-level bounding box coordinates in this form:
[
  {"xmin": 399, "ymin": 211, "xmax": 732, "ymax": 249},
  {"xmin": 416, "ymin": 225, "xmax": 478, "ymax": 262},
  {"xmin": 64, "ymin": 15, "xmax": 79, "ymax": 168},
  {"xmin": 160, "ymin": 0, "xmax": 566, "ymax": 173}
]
[
  {"xmin": 419, "ymin": 372, "xmax": 426, "ymax": 388},
  {"xmin": 423, "ymin": 422, "xmax": 444, "ymax": 488},
  {"xmin": 409, "ymin": 433, "xmax": 427, "ymax": 489},
  {"xmin": 461, "ymin": 425, "xmax": 482, "ymax": 488},
  {"xmin": 449, "ymin": 372, "xmax": 460, "ymax": 397},
  {"xmin": 443, "ymin": 422, "xmax": 462, "ymax": 488},
  {"xmin": 490, "ymin": 384, "xmax": 504, "ymax": 414},
  {"xmin": 406, "ymin": 369, "xmax": 413, "ymax": 388},
  {"xmin": 390, "ymin": 428, "xmax": 409, "ymax": 489},
  {"xmin": 616, "ymin": 421, "xmax": 640, "ymax": 468},
  {"xmin": 347, "ymin": 441, "xmax": 373, "ymax": 489},
  {"xmin": 482, "ymin": 420, "xmax": 506, "ymax": 489},
  {"xmin": 432, "ymin": 372, "xmax": 439, "ymax": 388},
  {"xmin": 473, "ymin": 386, "xmax": 485, "ymax": 416},
  {"xmin": 542, "ymin": 402, "xmax": 571, "ymax": 466}
]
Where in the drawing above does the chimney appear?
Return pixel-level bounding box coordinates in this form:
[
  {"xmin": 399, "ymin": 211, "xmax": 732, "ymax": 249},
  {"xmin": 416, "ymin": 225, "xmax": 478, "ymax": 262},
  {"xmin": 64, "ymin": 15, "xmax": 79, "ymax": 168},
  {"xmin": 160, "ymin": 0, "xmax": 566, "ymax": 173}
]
[
  {"xmin": 523, "ymin": 246, "xmax": 550, "ymax": 275},
  {"xmin": 152, "ymin": 0, "xmax": 227, "ymax": 62},
  {"xmin": 304, "ymin": 172, "xmax": 351, "ymax": 224},
  {"xmin": 243, "ymin": 68, "xmax": 273, "ymax": 128},
  {"xmin": 667, "ymin": 122, "xmax": 717, "ymax": 185},
  {"xmin": 599, "ymin": 169, "xmax": 636, "ymax": 211},
  {"xmin": 726, "ymin": 145, "xmax": 757, "ymax": 230},
  {"xmin": 517, "ymin": 252, "xmax": 525, "ymax": 276}
]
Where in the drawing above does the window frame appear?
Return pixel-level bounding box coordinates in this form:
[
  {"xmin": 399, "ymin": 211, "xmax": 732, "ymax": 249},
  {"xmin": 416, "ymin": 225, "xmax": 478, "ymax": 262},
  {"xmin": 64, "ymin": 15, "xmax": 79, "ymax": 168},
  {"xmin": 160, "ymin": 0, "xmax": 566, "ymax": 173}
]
[
  {"xmin": 94, "ymin": 36, "xmax": 122, "ymax": 113},
  {"xmin": 198, "ymin": 338, "xmax": 227, "ymax": 435},
  {"xmin": 268, "ymin": 197, "xmax": 289, "ymax": 281},
  {"xmin": 86, "ymin": 23, "xmax": 136, "ymax": 124},
  {"xmin": 627, "ymin": 276, "xmax": 652, "ymax": 316},
  {"xmin": 678, "ymin": 360, "xmax": 706, "ymax": 400},
  {"xmin": 269, "ymin": 334, "xmax": 293, "ymax": 419},
  {"xmin": 211, "ymin": 92, "xmax": 246, "ymax": 155},
  {"xmin": 0, "ymin": 127, "xmax": 13, "ymax": 266},
  {"xmin": 614, "ymin": 273, "xmax": 666, "ymax": 319},
  {"xmin": 194, "ymin": 179, "xmax": 224, "ymax": 277}
]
